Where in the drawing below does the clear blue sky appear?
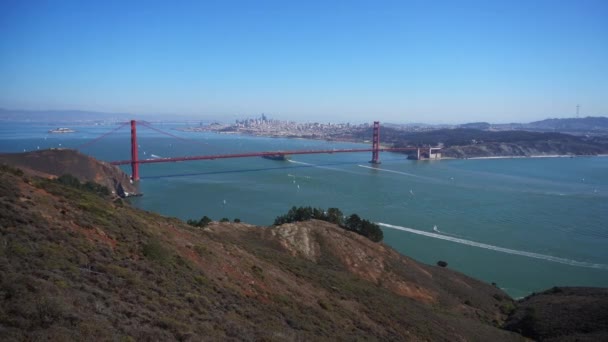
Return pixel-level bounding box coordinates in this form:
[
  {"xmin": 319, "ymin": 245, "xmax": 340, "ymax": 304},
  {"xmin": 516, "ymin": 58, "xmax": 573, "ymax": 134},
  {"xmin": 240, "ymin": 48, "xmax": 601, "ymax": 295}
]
[{"xmin": 1, "ymin": 0, "xmax": 607, "ymax": 123}]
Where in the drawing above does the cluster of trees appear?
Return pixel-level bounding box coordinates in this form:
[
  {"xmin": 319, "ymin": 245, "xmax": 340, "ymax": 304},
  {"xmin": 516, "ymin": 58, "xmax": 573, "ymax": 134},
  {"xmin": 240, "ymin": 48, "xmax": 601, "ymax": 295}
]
[
  {"xmin": 274, "ymin": 206, "xmax": 383, "ymax": 243},
  {"xmin": 56, "ymin": 174, "xmax": 110, "ymax": 197},
  {"xmin": 187, "ymin": 215, "xmax": 212, "ymax": 228},
  {"xmin": 186, "ymin": 216, "xmax": 240, "ymax": 227}
]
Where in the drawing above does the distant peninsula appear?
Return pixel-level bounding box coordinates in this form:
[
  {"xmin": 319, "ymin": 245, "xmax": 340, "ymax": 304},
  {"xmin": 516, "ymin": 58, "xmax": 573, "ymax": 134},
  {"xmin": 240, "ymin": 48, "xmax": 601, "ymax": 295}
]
[{"xmin": 378, "ymin": 128, "xmax": 608, "ymax": 159}]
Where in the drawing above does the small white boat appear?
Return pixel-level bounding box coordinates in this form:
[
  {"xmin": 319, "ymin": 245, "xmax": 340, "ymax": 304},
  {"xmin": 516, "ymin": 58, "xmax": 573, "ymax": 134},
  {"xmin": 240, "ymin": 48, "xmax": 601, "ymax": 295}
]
[{"xmin": 49, "ymin": 127, "xmax": 75, "ymax": 133}]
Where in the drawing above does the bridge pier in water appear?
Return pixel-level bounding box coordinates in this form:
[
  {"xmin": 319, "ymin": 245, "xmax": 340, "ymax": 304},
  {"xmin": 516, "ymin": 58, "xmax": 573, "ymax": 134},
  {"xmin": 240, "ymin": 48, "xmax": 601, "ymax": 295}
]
[{"xmin": 411, "ymin": 147, "xmax": 442, "ymax": 160}]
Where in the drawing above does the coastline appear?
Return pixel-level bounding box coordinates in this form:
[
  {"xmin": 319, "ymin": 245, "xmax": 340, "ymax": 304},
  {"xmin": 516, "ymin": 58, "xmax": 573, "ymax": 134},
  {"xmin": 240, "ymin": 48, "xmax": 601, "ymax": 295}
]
[
  {"xmin": 464, "ymin": 154, "xmax": 608, "ymax": 160},
  {"xmin": 466, "ymin": 154, "xmax": 573, "ymax": 160},
  {"xmin": 177, "ymin": 128, "xmax": 608, "ymax": 160}
]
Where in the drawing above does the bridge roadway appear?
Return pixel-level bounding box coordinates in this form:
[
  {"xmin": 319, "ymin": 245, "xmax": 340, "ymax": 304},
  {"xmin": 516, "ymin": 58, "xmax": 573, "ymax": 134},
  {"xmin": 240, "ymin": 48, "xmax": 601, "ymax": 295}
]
[{"xmin": 109, "ymin": 147, "xmax": 419, "ymax": 166}]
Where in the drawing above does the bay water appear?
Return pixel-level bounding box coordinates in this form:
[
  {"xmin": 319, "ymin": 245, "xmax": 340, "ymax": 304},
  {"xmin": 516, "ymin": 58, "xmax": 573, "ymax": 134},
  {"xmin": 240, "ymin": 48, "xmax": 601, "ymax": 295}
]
[{"xmin": 2, "ymin": 122, "xmax": 607, "ymax": 298}]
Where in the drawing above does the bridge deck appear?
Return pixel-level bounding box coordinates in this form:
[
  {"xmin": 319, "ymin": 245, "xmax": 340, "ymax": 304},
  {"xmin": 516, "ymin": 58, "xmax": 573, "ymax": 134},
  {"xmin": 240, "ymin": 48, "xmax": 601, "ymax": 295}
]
[{"xmin": 110, "ymin": 147, "xmax": 419, "ymax": 165}]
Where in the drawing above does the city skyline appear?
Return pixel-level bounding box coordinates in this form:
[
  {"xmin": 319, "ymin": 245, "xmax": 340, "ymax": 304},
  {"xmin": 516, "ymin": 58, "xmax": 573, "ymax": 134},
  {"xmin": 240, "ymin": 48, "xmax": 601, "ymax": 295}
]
[{"xmin": 1, "ymin": 0, "xmax": 607, "ymax": 124}]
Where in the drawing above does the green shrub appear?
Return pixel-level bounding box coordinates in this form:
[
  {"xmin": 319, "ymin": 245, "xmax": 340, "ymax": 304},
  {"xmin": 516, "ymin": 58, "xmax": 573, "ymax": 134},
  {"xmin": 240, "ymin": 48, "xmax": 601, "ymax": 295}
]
[
  {"xmin": 0, "ymin": 164, "xmax": 24, "ymax": 176},
  {"xmin": 318, "ymin": 299, "xmax": 330, "ymax": 311},
  {"xmin": 55, "ymin": 174, "xmax": 110, "ymax": 197},
  {"xmin": 251, "ymin": 265, "xmax": 264, "ymax": 279},
  {"xmin": 499, "ymin": 302, "xmax": 516, "ymax": 315},
  {"xmin": 142, "ymin": 239, "xmax": 170, "ymax": 263}
]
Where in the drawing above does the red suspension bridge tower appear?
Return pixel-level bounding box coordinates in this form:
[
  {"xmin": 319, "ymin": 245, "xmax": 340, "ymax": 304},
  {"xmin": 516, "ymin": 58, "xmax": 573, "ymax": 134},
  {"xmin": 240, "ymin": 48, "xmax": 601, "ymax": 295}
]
[
  {"xmin": 130, "ymin": 120, "xmax": 140, "ymax": 181},
  {"xmin": 370, "ymin": 121, "xmax": 380, "ymax": 164}
]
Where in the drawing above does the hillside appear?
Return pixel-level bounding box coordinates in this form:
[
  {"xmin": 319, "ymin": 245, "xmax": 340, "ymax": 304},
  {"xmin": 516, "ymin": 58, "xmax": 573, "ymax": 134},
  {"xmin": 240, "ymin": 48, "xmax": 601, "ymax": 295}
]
[
  {"xmin": 0, "ymin": 149, "xmax": 138, "ymax": 196},
  {"xmin": 0, "ymin": 164, "xmax": 525, "ymax": 341},
  {"xmin": 505, "ymin": 287, "xmax": 608, "ymax": 341},
  {"xmin": 525, "ymin": 116, "xmax": 608, "ymax": 133}
]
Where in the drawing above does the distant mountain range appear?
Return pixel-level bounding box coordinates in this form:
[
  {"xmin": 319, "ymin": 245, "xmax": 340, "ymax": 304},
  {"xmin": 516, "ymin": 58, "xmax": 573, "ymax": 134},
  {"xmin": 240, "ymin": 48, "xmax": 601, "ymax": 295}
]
[
  {"xmin": 0, "ymin": 108, "xmax": 205, "ymax": 123},
  {"xmin": 0, "ymin": 108, "xmax": 135, "ymax": 123},
  {"xmin": 525, "ymin": 116, "xmax": 608, "ymax": 132},
  {"xmin": 460, "ymin": 117, "xmax": 608, "ymax": 134}
]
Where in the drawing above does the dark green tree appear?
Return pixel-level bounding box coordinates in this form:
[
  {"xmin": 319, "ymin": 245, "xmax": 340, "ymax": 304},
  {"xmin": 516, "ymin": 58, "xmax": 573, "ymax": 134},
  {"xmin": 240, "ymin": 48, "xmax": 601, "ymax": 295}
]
[
  {"xmin": 187, "ymin": 215, "xmax": 213, "ymax": 227},
  {"xmin": 198, "ymin": 216, "xmax": 213, "ymax": 226},
  {"xmin": 326, "ymin": 208, "xmax": 344, "ymax": 225},
  {"xmin": 345, "ymin": 214, "xmax": 362, "ymax": 233}
]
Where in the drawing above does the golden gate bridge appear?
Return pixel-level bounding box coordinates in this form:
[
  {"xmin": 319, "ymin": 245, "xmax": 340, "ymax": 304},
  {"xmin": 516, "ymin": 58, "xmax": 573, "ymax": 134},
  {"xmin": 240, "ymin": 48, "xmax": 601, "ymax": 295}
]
[{"xmin": 79, "ymin": 120, "xmax": 435, "ymax": 181}]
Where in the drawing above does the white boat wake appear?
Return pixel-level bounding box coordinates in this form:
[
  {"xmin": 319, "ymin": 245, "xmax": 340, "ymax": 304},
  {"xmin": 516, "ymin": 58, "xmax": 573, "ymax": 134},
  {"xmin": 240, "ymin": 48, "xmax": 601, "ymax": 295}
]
[
  {"xmin": 358, "ymin": 165, "xmax": 428, "ymax": 180},
  {"xmin": 378, "ymin": 222, "xmax": 608, "ymax": 270},
  {"xmin": 288, "ymin": 160, "xmax": 360, "ymax": 174},
  {"xmin": 431, "ymin": 225, "xmax": 464, "ymax": 238}
]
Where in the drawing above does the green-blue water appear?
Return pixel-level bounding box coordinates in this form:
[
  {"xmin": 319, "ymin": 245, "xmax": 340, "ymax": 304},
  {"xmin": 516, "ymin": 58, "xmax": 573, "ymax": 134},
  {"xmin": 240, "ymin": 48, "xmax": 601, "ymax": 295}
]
[{"xmin": 2, "ymin": 122, "xmax": 607, "ymax": 298}]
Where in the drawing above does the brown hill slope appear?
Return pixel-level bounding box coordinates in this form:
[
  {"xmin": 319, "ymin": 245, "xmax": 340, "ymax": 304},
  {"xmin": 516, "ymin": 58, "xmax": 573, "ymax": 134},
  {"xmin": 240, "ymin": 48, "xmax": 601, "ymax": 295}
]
[
  {"xmin": 504, "ymin": 287, "xmax": 608, "ymax": 341},
  {"xmin": 0, "ymin": 165, "xmax": 523, "ymax": 341},
  {"xmin": 0, "ymin": 149, "xmax": 137, "ymax": 196}
]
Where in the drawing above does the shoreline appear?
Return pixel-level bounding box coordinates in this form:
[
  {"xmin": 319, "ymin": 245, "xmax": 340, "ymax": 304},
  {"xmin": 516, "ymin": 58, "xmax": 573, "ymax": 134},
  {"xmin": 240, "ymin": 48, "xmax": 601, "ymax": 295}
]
[
  {"xmin": 177, "ymin": 128, "xmax": 608, "ymax": 160},
  {"xmin": 463, "ymin": 154, "xmax": 608, "ymax": 160}
]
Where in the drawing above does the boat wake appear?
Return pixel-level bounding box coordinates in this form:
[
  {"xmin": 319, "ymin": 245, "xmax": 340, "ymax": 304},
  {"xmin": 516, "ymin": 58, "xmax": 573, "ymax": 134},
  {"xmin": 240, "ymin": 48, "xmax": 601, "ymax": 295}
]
[
  {"xmin": 432, "ymin": 225, "xmax": 464, "ymax": 238},
  {"xmin": 288, "ymin": 160, "xmax": 360, "ymax": 174},
  {"xmin": 378, "ymin": 222, "xmax": 608, "ymax": 270},
  {"xmin": 358, "ymin": 165, "xmax": 431, "ymax": 180}
]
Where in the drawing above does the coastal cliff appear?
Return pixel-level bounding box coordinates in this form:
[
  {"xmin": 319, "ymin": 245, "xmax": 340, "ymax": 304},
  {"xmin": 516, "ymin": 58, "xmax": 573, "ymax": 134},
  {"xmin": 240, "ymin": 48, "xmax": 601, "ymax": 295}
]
[{"xmin": 0, "ymin": 149, "xmax": 138, "ymax": 196}]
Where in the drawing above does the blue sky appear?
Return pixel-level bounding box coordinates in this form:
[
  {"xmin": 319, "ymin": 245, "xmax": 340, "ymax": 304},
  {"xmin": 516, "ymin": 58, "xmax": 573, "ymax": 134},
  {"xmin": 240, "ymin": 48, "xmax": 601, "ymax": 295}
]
[{"xmin": 1, "ymin": 0, "xmax": 606, "ymax": 123}]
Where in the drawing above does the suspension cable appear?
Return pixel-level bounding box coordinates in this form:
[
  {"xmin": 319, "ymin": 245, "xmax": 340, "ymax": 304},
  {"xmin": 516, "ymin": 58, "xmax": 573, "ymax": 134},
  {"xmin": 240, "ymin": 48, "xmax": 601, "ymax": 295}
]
[
  {"xmin": 76, "ymin": 122, "xmax": 130, "ymax": 150},
  {"xmin": 137, "ymin": 121, "xmax": 208, "ymax": 146}
]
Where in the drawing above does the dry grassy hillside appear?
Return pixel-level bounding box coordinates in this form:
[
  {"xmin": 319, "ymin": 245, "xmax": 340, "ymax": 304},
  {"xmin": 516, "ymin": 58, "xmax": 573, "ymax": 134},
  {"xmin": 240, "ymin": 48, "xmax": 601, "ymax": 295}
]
[{"xmin": 0, "ymin": 164, "xmax": 524, "ymax": 341}]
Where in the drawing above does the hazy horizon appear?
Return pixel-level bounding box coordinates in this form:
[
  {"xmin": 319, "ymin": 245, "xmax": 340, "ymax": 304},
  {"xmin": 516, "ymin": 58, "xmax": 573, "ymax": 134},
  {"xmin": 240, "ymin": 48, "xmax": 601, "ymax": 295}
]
[
  {"xmin": 1, "ymin": 1, "xmax": 607, "ymax": 123},
  {"xmin": 3, "ymin": 107, "xmax": 607, "ymax": 126}
]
